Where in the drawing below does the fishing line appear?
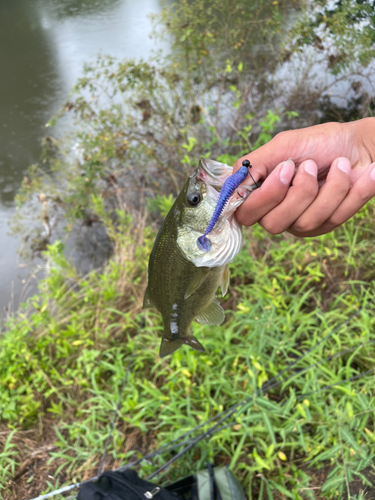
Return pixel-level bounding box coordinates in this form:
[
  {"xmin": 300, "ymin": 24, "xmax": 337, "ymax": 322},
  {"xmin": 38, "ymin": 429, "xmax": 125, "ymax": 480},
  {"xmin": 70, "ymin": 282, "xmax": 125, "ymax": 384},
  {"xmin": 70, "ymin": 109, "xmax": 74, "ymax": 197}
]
[
  {"xmin": 142, "ymin": 338, "xmax": 375, "ymax": 456},
  {"xmin": 147, "ymin": 362, "xmax": 375, "ymax": 481},
  {"xmin": 299, "ymin": 367, "xmax": 375, "ymax": 399},
  {"xmin": 129, "ymin": 302, "xmax": 370, "ymax": 470},
  {"xmin": 200, "ymin": 296, "xmax": 375, "ymax": 444},
  {"xmin": 32, "ymin": 360, "xmax": 375, "ymax": 500},
  {"xmin": 260, "ymin": 296, "xmax": 374, "ymax": 395},
  {"xmin": 146, "ymin": 297, "xmax": 375, "ymax": 479},
  {"xmin": 29, "ymin": 296, "xmax": 374, "ymax": 499},
  {"xmin": 258, "ymin": 332, "xmax": 375, "ymax": 397},
  {"xmin": 203, "ymin": 365, "xmax": 375, "ymax": 437}
]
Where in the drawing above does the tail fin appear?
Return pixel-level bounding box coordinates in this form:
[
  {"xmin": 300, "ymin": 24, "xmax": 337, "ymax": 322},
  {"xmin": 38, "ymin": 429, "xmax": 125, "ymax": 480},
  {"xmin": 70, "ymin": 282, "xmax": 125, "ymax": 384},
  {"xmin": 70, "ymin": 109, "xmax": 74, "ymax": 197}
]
[
  {"xmin": 159, "ymin": 334, "xmax": 205, "ymax": 358},
  {"xmin": 184, "ymin": 334, "xmax": 205, "ymax": 353},
  {"xmin": 160, "ymin": 338, "xmax": 183, "ymax": 358}
]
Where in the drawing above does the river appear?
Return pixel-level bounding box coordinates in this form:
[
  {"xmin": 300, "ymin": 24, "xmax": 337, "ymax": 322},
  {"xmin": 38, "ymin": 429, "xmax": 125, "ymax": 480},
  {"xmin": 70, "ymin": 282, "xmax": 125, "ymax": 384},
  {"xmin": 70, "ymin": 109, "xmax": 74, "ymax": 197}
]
[{"xmin": 0, "ymin": 0, "xmax": 169, "ymax": 319}]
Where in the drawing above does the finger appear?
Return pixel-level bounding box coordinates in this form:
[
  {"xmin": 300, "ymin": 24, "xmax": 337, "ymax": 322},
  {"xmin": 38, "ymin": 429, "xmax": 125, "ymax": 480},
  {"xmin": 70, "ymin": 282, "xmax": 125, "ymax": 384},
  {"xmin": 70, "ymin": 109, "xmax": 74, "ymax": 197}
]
[
  {"xmin": 289, "ymin": 162, "xmax": 375, "ymax": 237},
  {"xmin": 290, "ymin": 157, "xmax": 352, "ymax": 234},
  {"xmin": 235, "ymin": 159, "xmax": 295, "ymax": 226},
  {"xmin": 259, "ymin": 160, "xmax": 319, "ymax": 235},
  {"xmin": 233, "ymin": 121, "xmax": 347, "ymax": 180}
]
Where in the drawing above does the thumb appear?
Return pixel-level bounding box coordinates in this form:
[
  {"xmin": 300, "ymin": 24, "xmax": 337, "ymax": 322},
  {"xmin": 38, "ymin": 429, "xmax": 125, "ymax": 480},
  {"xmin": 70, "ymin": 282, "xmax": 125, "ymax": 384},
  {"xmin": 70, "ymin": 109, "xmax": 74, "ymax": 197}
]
[{"xmin": 234, "ymin": 133, "xmax": 294, "ymax": 184}]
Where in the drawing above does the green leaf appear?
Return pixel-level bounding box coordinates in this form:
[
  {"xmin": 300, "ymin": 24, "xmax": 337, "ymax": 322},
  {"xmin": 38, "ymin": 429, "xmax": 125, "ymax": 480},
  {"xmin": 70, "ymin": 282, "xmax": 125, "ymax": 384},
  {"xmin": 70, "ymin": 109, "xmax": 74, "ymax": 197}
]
[
  {"xmin": 321, "ymin": 474, "xmax": 345, "ymax": 493},
  {"xmin": 253, "ymin": 450, "xmax": 270, "ymax": 471}
]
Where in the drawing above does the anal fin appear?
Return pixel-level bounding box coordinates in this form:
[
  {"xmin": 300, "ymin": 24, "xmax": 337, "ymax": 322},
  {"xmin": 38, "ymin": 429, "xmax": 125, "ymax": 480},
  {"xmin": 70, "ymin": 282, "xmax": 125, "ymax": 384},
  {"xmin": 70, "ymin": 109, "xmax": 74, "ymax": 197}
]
[{"xmin": 195, "ymin": 297, "xmax": 225, "ymax": 325}]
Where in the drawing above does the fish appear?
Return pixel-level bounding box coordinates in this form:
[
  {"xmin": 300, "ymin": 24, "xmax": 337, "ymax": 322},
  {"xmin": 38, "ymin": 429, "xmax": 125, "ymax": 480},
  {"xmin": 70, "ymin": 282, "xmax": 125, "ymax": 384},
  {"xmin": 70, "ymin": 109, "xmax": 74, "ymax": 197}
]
[{"xmin": 143, "ymin": 158, "xmax": 258, "ymax": 357}]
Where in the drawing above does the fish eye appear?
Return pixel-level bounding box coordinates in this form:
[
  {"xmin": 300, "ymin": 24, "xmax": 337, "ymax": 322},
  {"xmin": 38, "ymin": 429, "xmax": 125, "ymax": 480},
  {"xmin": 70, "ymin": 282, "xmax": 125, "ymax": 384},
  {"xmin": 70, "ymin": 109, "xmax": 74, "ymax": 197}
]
[{"xmin": 187, "ymin": 192, "xmax": 202, "ymax": 206}]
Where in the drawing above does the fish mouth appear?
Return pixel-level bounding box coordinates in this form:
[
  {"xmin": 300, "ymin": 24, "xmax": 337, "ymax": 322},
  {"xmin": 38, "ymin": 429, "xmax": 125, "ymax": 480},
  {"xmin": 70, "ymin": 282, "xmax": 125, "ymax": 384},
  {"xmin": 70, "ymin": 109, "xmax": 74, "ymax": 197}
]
[
  {"xmin": 199, "ymin": 158, "xmax": 232, "ymax": 178},
  {"xmin": 197, "ymin": 158, "xmax": 232, "ymax": 185},
  {"xmin": 193, "ymin": 158, "xmax": 234, "ymax": 193}
]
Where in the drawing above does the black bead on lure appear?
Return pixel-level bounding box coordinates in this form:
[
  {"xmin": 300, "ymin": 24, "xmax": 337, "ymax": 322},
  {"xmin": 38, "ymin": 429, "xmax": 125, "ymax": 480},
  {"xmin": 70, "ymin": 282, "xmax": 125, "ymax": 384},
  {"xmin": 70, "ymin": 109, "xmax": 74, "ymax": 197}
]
[{"xmin": 197, "ymin": 159, "xmax": 257, "ymax": 252}]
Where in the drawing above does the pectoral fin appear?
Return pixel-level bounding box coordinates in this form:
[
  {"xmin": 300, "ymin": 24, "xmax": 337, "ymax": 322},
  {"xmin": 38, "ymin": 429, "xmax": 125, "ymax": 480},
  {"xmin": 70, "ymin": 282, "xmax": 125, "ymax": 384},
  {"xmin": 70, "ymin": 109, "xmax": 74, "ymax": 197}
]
[
  {"xmin": 184, "ymin": 268, "xmax": 210, "ymax": 299},
  {"xmin": 195, "ymin": 297, "xmax": 225, "ymax": 325},
  {"xmin": 143, "ymin": 286, "xmax": 155, "ymax": 309},
  {"xmin": 221, "ymin": 265, "xmax": 229, "ymax": 297}
]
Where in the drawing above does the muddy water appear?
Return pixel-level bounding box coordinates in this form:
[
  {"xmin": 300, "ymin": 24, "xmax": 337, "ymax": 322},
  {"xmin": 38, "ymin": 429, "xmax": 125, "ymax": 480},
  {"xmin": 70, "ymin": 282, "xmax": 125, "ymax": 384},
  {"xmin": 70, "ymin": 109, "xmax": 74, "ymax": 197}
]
[{"xmin": 0, "ymin": 0, "xmax": 169, "ymax": 318}]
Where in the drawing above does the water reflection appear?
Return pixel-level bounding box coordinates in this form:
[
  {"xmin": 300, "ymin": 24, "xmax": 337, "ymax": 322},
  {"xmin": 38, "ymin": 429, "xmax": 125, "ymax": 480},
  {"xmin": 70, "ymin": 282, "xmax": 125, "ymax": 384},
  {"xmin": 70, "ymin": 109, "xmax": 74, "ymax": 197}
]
[
  {"xmin": 43, "ymin": 0, "xmax": 122, "ymax": 18},
  {"xmin": 0, "ymin": 1, "xmax": 62, "ymax": 205},
  {"xmin": 0, "ymin": 0, "xmax": 169, "ymax": 317}
]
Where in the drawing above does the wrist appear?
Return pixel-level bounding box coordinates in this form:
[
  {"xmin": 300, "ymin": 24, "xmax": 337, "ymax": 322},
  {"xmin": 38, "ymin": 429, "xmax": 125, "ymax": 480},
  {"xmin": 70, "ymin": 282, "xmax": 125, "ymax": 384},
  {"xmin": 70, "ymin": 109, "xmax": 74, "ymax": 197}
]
[{"xmin": 347, "ymin": 118, "xmax": 375, "ymax": 163}]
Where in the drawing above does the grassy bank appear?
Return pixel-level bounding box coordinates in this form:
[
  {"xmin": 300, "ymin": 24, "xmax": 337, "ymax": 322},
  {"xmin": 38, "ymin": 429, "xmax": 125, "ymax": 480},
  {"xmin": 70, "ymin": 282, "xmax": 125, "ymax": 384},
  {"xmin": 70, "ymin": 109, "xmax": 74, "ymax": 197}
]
[
  {"xmin": 2, "ymin": 0, "xmax": 375, "ymax": 498},
  {"xmin": 1, "ymin": 195, "xmax": 375, "ymax": 499}
]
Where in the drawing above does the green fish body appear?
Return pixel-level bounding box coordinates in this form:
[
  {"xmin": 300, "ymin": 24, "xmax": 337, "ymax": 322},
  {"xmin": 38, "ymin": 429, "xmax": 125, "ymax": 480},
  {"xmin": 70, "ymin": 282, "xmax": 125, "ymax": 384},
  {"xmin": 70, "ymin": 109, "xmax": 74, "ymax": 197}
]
[{"xmin": 144, "ymin": 158, "xmax": 256, "ymax": 357}]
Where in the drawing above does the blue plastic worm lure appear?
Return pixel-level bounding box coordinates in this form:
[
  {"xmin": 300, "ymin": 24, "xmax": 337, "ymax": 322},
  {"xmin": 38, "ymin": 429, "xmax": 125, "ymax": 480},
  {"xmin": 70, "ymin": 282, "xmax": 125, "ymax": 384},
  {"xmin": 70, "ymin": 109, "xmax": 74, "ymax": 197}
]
[{"xmin": 197, "ymin": 159, "xmax": 256, "ymax": 252}]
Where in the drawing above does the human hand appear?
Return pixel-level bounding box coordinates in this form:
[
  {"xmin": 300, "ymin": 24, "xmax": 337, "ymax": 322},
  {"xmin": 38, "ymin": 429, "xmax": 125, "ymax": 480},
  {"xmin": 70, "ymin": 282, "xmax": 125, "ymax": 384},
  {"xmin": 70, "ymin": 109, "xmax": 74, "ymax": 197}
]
[{"xmin": 234, "ymin": 118, "xmax": 375, "ymax": 237}]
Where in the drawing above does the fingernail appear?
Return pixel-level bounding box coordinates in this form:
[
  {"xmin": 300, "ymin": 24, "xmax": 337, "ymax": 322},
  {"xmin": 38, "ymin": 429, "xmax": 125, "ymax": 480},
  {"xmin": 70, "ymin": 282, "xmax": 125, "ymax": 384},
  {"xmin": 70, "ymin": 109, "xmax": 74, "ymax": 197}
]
[
  {"xmin": 304, "ymin": 160, "xmax": 317, "ymax": 177},
  {"xmin": 337, "ymin": 157, "xmax": 351, "ymax": 174},
  {"xmin": 280, "ymin": 160, "xmax": 295, "ymax": 185},
  {"xmin": 371, "ymin": 166, "xmax": 375, "ymax": 181}
]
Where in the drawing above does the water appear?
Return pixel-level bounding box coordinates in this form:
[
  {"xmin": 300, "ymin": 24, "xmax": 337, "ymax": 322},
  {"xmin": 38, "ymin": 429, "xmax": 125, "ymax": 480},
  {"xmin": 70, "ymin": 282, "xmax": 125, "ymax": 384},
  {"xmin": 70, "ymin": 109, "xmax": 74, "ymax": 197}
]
[{"xmin": 0, "ymin": 0, "xmax": 169, "ymax": 318}]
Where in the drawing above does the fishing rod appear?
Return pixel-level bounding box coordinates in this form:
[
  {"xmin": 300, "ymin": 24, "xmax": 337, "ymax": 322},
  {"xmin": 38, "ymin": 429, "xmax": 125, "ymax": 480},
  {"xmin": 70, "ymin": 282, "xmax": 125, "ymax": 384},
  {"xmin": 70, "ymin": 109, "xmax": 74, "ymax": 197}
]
[
  {"xmin": 198, "ymin": 365, "xmax": 375, "ymax": 438},
  {"xmin": 31, "ymin": 350, "xmax": 375, "ymax": 499},
  {"xmin": 30, "ymin": 295, "xmax": 374, "ymax": 499},
  {"xmin": 127, "ymin": 338, "xmax": 375, "ymax": 466},
  {"xmin": 147, "ymin": 296, "xmax": 375, "ymax": 479},
  {"xmin": 132, "ymin": 296, "xmax": 375, "ymax": 473}
]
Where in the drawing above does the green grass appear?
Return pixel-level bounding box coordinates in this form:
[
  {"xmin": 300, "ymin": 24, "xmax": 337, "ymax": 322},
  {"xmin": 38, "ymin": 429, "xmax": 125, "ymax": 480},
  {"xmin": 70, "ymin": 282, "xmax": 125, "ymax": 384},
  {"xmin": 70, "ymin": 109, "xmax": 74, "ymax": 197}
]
[
  {"xmin": 1, "ymin": 201, "xmax": 375, "ymax": 499},
  {"xmin": 0, "ymin": 432, "xmax": 18, "ymax": 492}
]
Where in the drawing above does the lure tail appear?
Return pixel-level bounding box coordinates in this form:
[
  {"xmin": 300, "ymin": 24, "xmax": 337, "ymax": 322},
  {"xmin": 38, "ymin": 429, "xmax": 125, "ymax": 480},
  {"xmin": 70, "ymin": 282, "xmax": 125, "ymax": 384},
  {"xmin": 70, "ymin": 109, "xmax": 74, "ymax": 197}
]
[{"xmin": 197, "ymin": 235, "xmax": 211, "ymax": 252}]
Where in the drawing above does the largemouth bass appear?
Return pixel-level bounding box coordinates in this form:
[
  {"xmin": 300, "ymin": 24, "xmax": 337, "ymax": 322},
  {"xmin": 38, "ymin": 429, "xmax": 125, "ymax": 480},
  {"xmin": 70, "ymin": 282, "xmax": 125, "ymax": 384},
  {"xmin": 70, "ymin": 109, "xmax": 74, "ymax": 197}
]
[{"xmin": 144, "ymin": 158, "xmax": 257, "ymax": 357}]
